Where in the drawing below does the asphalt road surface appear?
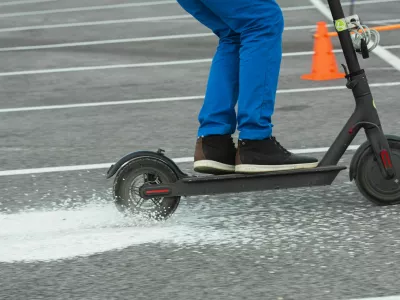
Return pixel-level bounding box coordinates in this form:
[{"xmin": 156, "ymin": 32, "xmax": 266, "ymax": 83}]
[{"xmin": 1, "ymin": 0, "xmax": 400, "ymax": 299}]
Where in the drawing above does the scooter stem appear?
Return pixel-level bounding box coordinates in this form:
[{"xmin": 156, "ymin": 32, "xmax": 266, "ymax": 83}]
[
  {"xmin": 320, "ymin": 0, "xmax": 396, "ymax": 179},
  {"xmin": 327, "ymin": 0, "xmax": 361, "ymax": 73}
]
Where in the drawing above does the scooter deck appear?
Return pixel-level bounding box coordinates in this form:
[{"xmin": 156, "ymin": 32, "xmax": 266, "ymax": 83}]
[{"xmin": 141, "ymin": 165, "xmax": 347, "ymax": 198}]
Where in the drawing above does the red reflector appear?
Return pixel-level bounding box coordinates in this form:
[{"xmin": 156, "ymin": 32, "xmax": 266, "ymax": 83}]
[
  {"xmin": 145, "ymin": 189, "xmax": 170, "ymax": 195},
  {"xmin": 380, "ymin": 149, "xmax": 393, "ymax": 168}
]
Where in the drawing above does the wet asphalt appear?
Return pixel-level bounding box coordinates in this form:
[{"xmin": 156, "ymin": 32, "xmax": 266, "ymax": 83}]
[{"xmin": 1, "ymin": 0, "xmax": 400, "ymax": 299}]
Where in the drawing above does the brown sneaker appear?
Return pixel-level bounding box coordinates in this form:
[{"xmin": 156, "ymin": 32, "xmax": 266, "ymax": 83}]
[{"xmin": 194, "ymin": 134, "xmax": 236, "ymax": 174}]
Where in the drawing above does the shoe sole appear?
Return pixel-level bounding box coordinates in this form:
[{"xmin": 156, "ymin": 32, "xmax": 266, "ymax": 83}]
[
  {"xmin": 235, "ymin": 161, "xmax": 319, "ymax": 173},
  {"xmin": 194, "ymin": 160, "xmax": 235, "ymax": 174}
]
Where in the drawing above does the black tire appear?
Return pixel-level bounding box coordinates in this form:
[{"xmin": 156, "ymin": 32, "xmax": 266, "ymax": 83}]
[
  {"xmin": 113, "ymin": 157, "xmax": 181, "ymax": 220},
  {"xmin": 354, "ymin": 139, "xmax": 400, "ymax": 205}
]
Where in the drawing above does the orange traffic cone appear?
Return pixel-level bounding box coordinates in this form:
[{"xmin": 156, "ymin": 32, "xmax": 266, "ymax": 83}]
[{"xmin": 301, "ymin": 21, "xmax": 345, "ymax": 81}]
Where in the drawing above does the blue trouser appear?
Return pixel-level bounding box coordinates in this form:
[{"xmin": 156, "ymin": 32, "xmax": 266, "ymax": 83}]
[{"xmin": 177, "ymin": 0, "xmax": 284, "ymax": 140}]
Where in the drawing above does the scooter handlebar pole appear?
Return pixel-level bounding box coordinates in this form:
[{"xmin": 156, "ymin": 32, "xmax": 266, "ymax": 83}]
[{"xmin": 327, "ymin": 0, "xmax": 361, "ymax": 74}]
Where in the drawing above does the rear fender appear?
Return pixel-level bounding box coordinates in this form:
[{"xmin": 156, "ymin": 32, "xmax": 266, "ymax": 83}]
[{"xmin": 106, "ymin": 149, "xmax": 188, "ymax": 179}]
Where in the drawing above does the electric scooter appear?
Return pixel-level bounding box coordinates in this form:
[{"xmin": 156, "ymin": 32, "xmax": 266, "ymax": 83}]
[{"xmin": 106, "ymin": 0, "xmax": 400, "ymax": 220}]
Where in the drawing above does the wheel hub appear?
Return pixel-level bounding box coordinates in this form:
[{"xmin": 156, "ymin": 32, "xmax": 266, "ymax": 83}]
[{"xmin": 358, "ymin": 146, "xmax": 400, "ymax": 203}]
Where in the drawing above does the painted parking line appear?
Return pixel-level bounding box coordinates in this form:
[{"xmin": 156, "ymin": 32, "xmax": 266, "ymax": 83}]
[
  {"xmin": 0, "ymin": 0, "xmax": 57, "ymax": 6},
  {"xmin": 0, "ymin": 145, "xmax": 361, "ymax": 177},
  {"xmin": 368, "ymin": 18, "xmax": 400, "ymax": 25},
  {"xmin": 0, "ymin": 33, "xmax": 216, "ymax": 51},
  {"xmin": 0, "ymin": 32, "xmax": 398, "ymax": 52},
  {"xmin": 0, "ymin": 45, "xmax": 399, "ymax": 76},
  {"xmin": 0, "ymin": 0, "xmax": 177, "ymax": 18},
  {"xmin": 385, "ymin": 45, "xmax": 400, "ymax": 49},
  {"xmin": 0, "ymin": 82, "xmax": 399, "ymax": 113},
  {"xmin": 0, "ymin": 0, "xmax": 398, "ymax": 18},
  {"xmin": 346, "ymin": 296, "xmax": 400, "ymax": 300},
  {"xmin": 1, "ymin": 0, "xmax": 399, "ymax": 31},
  {"xmin": 0, "ymin": 15, "xmax": 193, "ymax": 32},
  {"xmin": 0, "ymin": 58, "xmax": 213, "ymax": 76},
  {"xmin": 0, "ymin": 33, "xmax": 317, "ymax": 52},
  {"xmin": 0, "ymin": 19, "xmax": 320, "ymax": 33}
]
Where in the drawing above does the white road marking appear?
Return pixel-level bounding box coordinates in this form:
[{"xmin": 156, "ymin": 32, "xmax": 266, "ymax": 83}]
[
  {"xmin": 276, "ymin": 82, "xmax": 400, "ymax": 93},
  {"xmin": 0, "ymin": 145, "xmax": 361, "ymax": 177},
  {"xmin": 0, "ymin": 0, "xmax": 56, "ymax": 6},
  {"xmin": 0, "ymin": 46, "xmax": 398, "ymax": 76},
  {"xmin": 0, "ymin": 1, "xmax": 177, "ymax": 18},
  {"xmin": 0, "ymin": 96, "xmax": 204, "ymax": 113},
  {"xmin": 0, "ymin": 48, "xmax": 354, "ymax": 75},
  {"xmin": 0, "ymin": 0, "xmax": 398, "ymax": 18},
  {"xmin": 310, "ymin": 0, "xmax": 400, "ymax": 72},
  {"xmin": 1, "ymin": 12, "xmax": 398, "ymax": 33},
  {"xmin": 0, "ymin": 81, "xmax": 399, "ymax": 113},
  {"xmin": 111, "ymin": 17, "xmax": 400, "ymax": 25},
  {"xmin": 0, "ymin": 20, "xmax": 317, "ymax": 33},
  {"xmin": 0, "ymin": 15, "xmax": 194, "ymax": 32},
  {"xmin": 0, "ymin": 18, "xmax": 398, "ymax": 50},
  {"xmin": 0, "ymin": 163, "xmax": 113, "ymax": 176},
  {"xmin": 0, "ymin": 39, "xmax": 315, "ymax": 52},
  {"xmin": 0, "ymin": 33, "xmax": 216, "ymax": 51},
  {"xmin": 372, "ymin": 47, "xmax": 400, "ymax": 71},
  {"xmin": 347, "ymin": 297, "xmax": 400, "ymax": 300},
  {"xmin": 0, "ymin": 58, "xmax": 213, "ymax": 77},
  {"xmin": 386, "ymin": 45, "xmax": 400, "ymax": 49},
  {"xmin": 341, "ymin": 0, "xmax": 400, "ymax": 5},
  {"xmin": 368, "ymin": 18, "xmax": 400, "ymax": 24},
  {"xmin": 0, "ymin": 33, "xmax": 396, "ymax": 52},
  {"xmin": 0, "ymin": 50, "xmax": 319, "ymax": 75},
  {"xmin": 0, "ymin": 3, "xmax": 314, "ymax": 18},
  {"xmin": 0, "ymin": 23, "xmax": 333, "ymax": 51}
]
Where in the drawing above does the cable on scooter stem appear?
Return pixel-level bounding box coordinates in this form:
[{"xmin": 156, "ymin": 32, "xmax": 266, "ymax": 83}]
[{"xmin": 349, "ymin": 20, "xmax": 380, "ymax": 53}]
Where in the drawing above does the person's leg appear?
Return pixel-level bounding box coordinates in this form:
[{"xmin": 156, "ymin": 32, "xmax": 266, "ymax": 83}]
[
  {"xmin": 198, "ymin": 0, "xmax": 318, "ymax": 172},
  {"xmin": 176, "ymin": 0, "xmax": 240, "ymax": 174},
  {"xmin": 198, "ymin": 0, "xmax": 283, "ymax": 139},
  {"xmin": 177, "ymin": 0, "xmax": 240, "ymax": 137}
]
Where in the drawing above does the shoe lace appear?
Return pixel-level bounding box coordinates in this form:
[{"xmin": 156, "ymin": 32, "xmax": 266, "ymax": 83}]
[{"xmin": 271, "ymin": 136, "xmax": 290, "ymax": 155}]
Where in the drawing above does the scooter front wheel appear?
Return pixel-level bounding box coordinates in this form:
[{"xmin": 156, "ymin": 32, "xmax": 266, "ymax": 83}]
[
  {"xmin": 113, "ymin": 157, "xmax": 181, "ymax": 220},
  {"xmin": 354, "ymin": 139, "xmax": 400, "ymax": 205}
]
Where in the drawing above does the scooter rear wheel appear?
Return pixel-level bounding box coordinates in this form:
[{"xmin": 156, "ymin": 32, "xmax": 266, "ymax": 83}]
[
  {"xmin": 113, "ymin": 157, "xmax": 181, "ymax": 220},
  {"xmin": 355, "ymin": 139, "xmax": 400, "ymax": 205}
]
